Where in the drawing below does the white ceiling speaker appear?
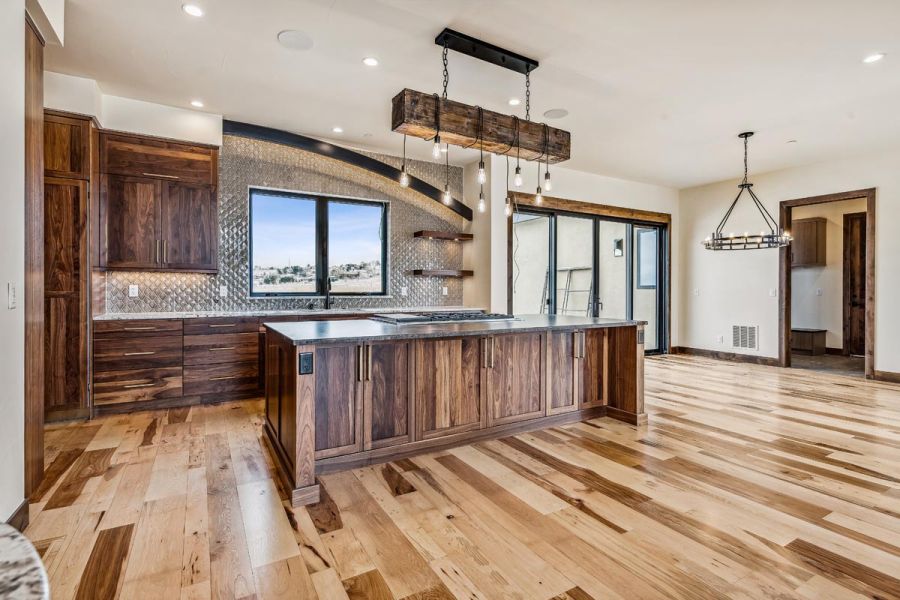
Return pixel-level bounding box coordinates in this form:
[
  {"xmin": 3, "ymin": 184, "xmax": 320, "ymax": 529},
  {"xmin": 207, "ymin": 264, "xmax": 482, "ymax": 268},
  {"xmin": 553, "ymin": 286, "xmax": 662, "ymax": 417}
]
[
  {"xmin": 543, "ymin": 108, "xmax": 569, "ymax": 119},
  {"xmin": 277, "ymin": 30, "xmax": 314, "ymax": 51}
]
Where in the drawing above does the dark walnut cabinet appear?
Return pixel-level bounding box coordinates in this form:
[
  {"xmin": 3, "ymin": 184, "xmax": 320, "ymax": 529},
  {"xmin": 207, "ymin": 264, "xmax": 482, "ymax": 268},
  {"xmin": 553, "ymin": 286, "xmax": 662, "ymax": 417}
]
[
  {"xmin": 99, "ymin": 131, "xmax": 218, "ymax": 273},
  {"xmin": 791, "ymin": 217, "xmax": 827, "ymax": 268}
]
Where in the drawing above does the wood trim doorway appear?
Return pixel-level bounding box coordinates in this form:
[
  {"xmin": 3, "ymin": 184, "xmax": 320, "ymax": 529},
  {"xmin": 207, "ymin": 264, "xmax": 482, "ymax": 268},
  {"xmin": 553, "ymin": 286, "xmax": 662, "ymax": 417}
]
[{"xmin": 778, "ymin": 188, "xmax": 875, "ymax": 378}]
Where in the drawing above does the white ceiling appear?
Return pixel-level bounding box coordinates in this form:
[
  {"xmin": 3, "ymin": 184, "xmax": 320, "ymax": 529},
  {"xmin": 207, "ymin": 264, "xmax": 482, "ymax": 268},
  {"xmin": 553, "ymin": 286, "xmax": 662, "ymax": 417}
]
[{"xmin": 47, "ymin": 0, "xmax": 900, "ymax": 188}]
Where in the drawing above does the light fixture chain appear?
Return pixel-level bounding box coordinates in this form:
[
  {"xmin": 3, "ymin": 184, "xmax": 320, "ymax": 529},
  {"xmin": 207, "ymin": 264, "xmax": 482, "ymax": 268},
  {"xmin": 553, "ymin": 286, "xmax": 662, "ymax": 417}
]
[
  {"xmin": 442, "ymin": 43, "xmax": 449, "ymax": 100},
  {"xmin": 525, "ymin": 70, "xmax": 531, "ymax": 121},
  {"xmin": 743, "ymin": 134, "xmax": 749, "ymax": 184}
]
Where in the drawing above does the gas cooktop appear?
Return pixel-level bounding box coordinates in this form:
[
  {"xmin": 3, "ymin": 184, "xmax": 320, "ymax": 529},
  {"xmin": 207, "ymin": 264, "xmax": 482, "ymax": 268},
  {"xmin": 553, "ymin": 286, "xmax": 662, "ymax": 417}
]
[{"xmin": 370, "ymin": 312, "xmax": 516, "ymax": 325}]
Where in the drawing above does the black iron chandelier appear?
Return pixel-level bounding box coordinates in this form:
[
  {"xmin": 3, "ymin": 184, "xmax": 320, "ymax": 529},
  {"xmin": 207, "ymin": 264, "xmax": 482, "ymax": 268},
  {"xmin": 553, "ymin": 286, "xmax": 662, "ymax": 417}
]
[{"xmin": 703, "ymin": 132, "xmax": 792, "ymax": 251}]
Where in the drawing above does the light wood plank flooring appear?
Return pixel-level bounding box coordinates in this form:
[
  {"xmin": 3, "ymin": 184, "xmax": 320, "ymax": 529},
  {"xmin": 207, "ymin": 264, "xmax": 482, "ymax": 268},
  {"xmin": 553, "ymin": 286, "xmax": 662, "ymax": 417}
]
[{"xmin": 25, "ymin": 355, "xmax": 900, "ymax": 599}]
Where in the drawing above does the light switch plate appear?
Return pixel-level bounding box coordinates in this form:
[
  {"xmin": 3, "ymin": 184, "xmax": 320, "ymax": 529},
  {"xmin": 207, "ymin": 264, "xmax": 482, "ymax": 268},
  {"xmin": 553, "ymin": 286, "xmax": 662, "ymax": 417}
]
[
  {"xmin": 441, "ymin": 286, "xmax": 448, "ymax": 296},
  {"xmin": 128, "ymin": 284, "xmax": 139, "ymax": 298},
  {"xmin": 769, "ymin": 288, "xmax": 777, "ymax": 297},
  {"xmin": 7, "ymin": 282, "xmax": 16, "ymax": 309},
  {"xmin": 219, "ymin": 285, "xmax": 228, "ymax": 298},
  {"xmin": 816, "ymin": 288, "xmax": 823, "ymax": 296},
  {"xmin": 693, "ymin": 288, "xmax": 700, "ymax": 296}
]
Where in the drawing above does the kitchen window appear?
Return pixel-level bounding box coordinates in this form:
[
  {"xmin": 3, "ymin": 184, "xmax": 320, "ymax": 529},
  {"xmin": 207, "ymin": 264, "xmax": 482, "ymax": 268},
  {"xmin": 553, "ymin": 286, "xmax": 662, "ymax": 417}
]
[{"xmin": 249, "ymin": 189, "xmax": 387, "ymax": 296}]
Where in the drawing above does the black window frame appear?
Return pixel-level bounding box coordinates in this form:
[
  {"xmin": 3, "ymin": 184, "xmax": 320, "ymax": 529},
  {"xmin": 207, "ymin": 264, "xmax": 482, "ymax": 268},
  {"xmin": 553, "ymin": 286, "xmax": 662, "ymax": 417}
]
[
  {"xmin": 248, "ymin": 188, "xmax": 388, "ymax": 298},
  {"xmin": 635, "ymin": 227, "xmax": 658, "ymax": 290}
]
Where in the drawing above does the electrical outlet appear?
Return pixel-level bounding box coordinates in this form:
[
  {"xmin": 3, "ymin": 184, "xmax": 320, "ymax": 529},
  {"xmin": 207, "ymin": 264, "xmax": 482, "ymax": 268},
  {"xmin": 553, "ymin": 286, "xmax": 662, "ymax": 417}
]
[
  {"xmin": 442, "ymin": 286, "xmax": 448, "ymax": 296},
  {"xmin": 128, "ymin": 284, "xmax": 139, "ymax": 298},
  {"xmin": 7, "ymin": 282, "xmax": 16, "ymax": 309},
  {"xmin": 717, "ymin": 335, "xmax": 724, "ymax": 344},
  {"xmin": 400, "ymin": 286, "xmax": 408, "ymax": 297},
  {"xmin": 219, "ymin": 285, "xmax": 228, "ymax": 298},
  {"xmin": 693, "ymin": 288, "xmax": 700, "ymax": 296}
]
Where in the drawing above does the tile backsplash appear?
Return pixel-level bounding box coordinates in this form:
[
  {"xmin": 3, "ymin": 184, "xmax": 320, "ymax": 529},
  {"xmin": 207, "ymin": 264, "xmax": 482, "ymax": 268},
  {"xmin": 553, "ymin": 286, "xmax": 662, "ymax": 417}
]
[{"xmin": 104, "ymin": 134, "xmax": 467, "ymax": 313}]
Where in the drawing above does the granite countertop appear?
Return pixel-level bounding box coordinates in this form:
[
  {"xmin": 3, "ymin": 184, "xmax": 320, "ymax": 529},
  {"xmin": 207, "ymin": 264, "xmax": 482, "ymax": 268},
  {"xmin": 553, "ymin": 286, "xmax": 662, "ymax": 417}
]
[
  {"xmin": 93, "ymin": 306, "xmax": 480, "ymax": 321},
  {"xmin": 0, "ymin": 524, "xmax": 49, "ymax": 599},
  {"xmin": 267, "ymin": 314, "xmax": 642, "ymax": 345}
]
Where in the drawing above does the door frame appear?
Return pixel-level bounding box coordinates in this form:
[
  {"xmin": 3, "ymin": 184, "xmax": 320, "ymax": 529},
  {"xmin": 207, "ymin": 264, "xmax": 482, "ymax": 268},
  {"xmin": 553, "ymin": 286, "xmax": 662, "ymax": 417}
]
[
  {"xmin": 778, "ymin": 188, "xmax": 876, "ymax": 378},
  {"xmin": 507, "ymin": 192, "xmax": 672, "ymax": 354}
]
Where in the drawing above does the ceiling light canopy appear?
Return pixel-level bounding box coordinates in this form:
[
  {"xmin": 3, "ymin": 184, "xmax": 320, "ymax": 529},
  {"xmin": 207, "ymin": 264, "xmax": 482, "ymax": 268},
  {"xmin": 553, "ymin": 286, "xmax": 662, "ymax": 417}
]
[
  {"xmin": 190, "ymin": 100, "xmax": 204, "ymax": 108},
  {"xmin": 863, "ymin": 53, "xmax": 885, "ymax": 63},
  {"xmin": 182, "ymin": 4, "xmax": 203, "ymax": 17},
  {"xmin": 277, "ymin": 29, "xmax": 314, "ymax": 51},
  {"xmin": 703, "ymin": 132, "xmax": 791, "ymax": 251},
  {"xmin": 362, "ymin": 57, "xmax": 379, "ymax": 67}
]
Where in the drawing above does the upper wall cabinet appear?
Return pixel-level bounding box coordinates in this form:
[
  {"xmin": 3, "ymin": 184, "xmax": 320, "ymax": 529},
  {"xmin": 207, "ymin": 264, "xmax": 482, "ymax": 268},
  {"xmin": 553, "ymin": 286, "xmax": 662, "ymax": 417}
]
[
  {"xmin": 791, "ymin": 217, "xmax": 826, "ymax": 268},
  {"xmin": 98, "ymin": 131, "xmax": 219, "ymax": 273},
  {"xmin": 44, "ymin": 111, "xmax": 93, "ymax": 180}
]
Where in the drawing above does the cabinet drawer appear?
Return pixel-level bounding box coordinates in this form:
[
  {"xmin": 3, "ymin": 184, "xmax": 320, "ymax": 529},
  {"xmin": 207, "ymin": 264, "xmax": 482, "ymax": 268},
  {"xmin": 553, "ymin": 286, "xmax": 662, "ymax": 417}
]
[
  {"xmin": 93, "ymin": 367, "xmax": 183, "ymax": 405},
  {"xmin": 94, "ymin": 319, "xmax": 183, "ymax": 338},
  {"xmin": 93, "ymin": 335, "xmax": 183, "ymax": 372},
  {"xmin": 184, "ymin": 317, "xmax": 259, "ymax": 336},
  {"xmin": 101, "ymin": 132, "xmax": 216, "ymax": 185},
  {"xmin": 184, "ymin": 361, "xmax": 260, "ymax": 396},
  {"xmin": 184, "ymin": 333, "xmax": 259, "ymax": 365}
]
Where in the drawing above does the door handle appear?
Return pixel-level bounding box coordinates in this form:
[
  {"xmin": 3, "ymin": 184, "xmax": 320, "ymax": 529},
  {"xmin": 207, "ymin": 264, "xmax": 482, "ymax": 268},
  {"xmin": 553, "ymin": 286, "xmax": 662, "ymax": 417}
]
[
  {"xmin": 366, "ymin": 345, "xmax": 373, "ymax": 381},
  {"xmin": 123, "ymin": 351, "xmax": 155, "ymax": 356}
]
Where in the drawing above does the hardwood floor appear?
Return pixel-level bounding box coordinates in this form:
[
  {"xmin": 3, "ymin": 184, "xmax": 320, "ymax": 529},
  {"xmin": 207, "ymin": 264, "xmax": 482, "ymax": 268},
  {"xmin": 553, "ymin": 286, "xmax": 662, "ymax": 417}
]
[{"xmin": 25, "ymin": 355, "xmax": 900, "ymax": 599}]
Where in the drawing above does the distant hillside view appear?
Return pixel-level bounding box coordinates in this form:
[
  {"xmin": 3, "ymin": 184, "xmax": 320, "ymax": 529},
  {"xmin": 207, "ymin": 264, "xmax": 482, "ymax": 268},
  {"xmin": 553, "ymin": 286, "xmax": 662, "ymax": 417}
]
[{"xmin": 252, "ymin": 260, "xmax": 382, "ymax": 294}]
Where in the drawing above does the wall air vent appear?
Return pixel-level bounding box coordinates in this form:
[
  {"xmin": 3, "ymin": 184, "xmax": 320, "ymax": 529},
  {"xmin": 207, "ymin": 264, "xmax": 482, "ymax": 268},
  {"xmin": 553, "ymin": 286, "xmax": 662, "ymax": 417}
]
[{"xmin": 732, "ymin": 325, "xmax": 759, "ymax": 350}]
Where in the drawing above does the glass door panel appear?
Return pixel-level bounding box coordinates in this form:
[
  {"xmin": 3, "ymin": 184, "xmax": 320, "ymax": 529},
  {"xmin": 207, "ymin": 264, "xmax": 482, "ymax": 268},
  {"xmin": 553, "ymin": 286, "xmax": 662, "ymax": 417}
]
[
  {"xmin": 512, "ymin": 212, "xmax": 551, "ymax": 315},
  {"xmin": 555, "ymin": 215, "xmax": 594, "ymax": 316},
  {"xmin": 633, "ymin": 226, "xmax": 660, "ymax": 351},
  {"xmin": 596, "ymin": 220, "xmax": 629, "ymax": 320}
]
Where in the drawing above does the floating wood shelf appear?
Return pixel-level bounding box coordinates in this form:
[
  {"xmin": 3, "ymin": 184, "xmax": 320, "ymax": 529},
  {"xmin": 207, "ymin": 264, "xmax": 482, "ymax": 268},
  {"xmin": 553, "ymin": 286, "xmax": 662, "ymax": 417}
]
[
  {"xmin": 412, "ymin": 269, "xmax": 474, "ymax": 278},
  {"xmin": 413, "ymin": 230, "xmax": 473, "ymax": 241}
]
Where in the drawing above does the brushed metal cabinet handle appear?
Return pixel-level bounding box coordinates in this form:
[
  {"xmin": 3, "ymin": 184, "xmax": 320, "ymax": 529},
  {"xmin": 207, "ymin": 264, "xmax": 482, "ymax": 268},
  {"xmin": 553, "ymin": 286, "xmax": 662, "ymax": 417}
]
[
  {"xmin": 366, "ymin": 345, "xmax": 373, "ymax": 381},
  {"xmin": 481, "ymin": 338, "xmax": 488, "ymax": 368},
  {"xmin": 210, "ymin": 375, "xmax": 238, "ymax": 381},
  {"xmin": 143, "ymin": 172, "xmax": 179, "ymax": 179},
  {"xmin": 156, "ymin": 239, "xmax": 160, "ymax": 264},
  {"xmin": 123, "ymin": 383, "xmax": 156, "ymax": 389},
  {"xmin": 163, "ymin": 239, "xmax": 168, "ymax": 263},
  {"xmin": 357, "ymin": 346, "xmax": 364, "ymax": 382},
  {"xmin": 123, "ymin": 351, "xmax": 156, "ymax": 356},
  {"xmin": 124, "ymin": 326, "xmax": 156, "ymax": 331},
  {"xmin": 209, "ymin": 347, "xmax": 236, "ymax": 351},
  {"xmin": 208, "ymin": 324, "xmax": 237, "ymax": 328}
]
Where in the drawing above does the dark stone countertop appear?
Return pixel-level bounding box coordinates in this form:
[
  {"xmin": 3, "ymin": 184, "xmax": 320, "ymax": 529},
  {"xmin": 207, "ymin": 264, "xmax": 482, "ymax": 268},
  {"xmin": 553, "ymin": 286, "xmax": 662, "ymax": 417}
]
[{"xmin": 265, "ymin": 314, "xmax": 642, "ymax": 345}]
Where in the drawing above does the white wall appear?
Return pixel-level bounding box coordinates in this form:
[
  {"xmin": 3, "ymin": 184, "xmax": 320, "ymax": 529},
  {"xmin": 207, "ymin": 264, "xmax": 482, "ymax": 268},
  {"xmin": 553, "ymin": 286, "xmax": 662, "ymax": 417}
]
[
  {"xmin": 1, "ymin": 0, "xmax": 26, "ymax": 521},
  {"xmin": 43, "ymin": 71, "xmax": 223, "ymax": 146},
  {"xmin": 791, "ymin": 198, "xmax": 867, "ymax": 349},
  {"xmin": 25, "ymin": 0, "xmax": 64, "ymax": 45},
  {"xmin": 679, "ymin": 148, "xmax": 900, "ymax": 372}
]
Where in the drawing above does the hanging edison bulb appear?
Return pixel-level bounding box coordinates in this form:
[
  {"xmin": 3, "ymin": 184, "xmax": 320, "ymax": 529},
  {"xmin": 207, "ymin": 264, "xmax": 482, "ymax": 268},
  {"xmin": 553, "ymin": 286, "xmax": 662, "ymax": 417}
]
[
  {"xmin": 442, "ymin": 184, "xmax": 452, "ymax": 204},
  {"xmin": 544, "ymin": 166, "xmax": 552, "ymax": 192},
  {"xmin": 477, "ymin": 160, "xmax": 486, "ymax": 184},
  {"xmin": 505, "ymin": 195, "xmax": 512, "ymax": 217},
  {"xmin": 399, "ymin": 165, "xmax": 409, "ymax": 187},
  {"xmin": 432, "ymin": 134, "xmax": 442, "ymax": 160},
  {"xmin": 535, "ymin": 186, "xmax": 543, "ymax": 205},
  {"xmin": 513, "ymin": 165, "xmax": 523, "ymax": 187},
  {"xmin": 477, "ymin": 188, "xmax": 485, "ymax": 213}
]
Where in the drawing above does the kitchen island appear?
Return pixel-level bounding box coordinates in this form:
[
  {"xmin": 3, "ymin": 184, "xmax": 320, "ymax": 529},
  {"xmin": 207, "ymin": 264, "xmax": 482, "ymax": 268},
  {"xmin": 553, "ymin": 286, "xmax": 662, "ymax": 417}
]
[{"xmin": 263, "ymin": 315, "xmax": 646, "ymax": 506}]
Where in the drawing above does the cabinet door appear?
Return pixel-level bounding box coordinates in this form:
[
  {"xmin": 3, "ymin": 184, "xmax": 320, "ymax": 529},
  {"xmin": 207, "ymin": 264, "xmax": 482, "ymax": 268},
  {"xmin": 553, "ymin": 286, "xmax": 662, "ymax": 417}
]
[
  {"xmin": 548, "ymin": 331, "xmax": 578, "ymax": 415},
  {"xmin": 102, "ymin": 174, "xmax": 162, "ymax": 269},
  {"xmin": 364, "ymin": 341, "xmax": 412, "ymax": 449},
  {"xmin": 44, "ymin": 177, "xmax": 89, "ymax": 418},
  {"xmin": 161, "ymin": 182, "xmax": 218, "ymax": 272},
  {"xmin": 581, "ymin": 328, "xmax": 607, "ymax": 408},
  {"xmin": 487, "ymin": 333, "xmax": 545, "ymax": 426},
  {"xmin": 314, "ymin": 344, "xmax": 363, "ymax": 458},
  {"xmin": 44, "ymin": 112, "xmax": 91, "ymax": 179},
  {"xmin": 415, "ymin": 337, "xmax": 483, "ymax": 439}
]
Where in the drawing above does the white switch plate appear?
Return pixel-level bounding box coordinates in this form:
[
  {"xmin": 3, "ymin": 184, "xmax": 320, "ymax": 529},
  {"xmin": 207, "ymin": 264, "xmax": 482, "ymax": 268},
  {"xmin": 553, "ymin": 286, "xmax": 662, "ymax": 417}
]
[
  {"xmin": 816, "ymin": 288, "xmax": 823, "ymax": 296},
  {"xmin": 219, "ymin": 285, "xmax": 228, "ymax": 298},
  {"xmin": 769, "ymin": 288, "xmax": 777, "ymax": 297},
  {"xmin": 400, "ymin": 286, "xmax": 408, "ymax": 297},
  {"xmin": 7, "ymin": 282, "xmax": 16, "ymax": 309},
  {"xmin": 128, "ymin": 284, "xmax": 139, "ymax": 298},
  {"xmin": 441, "ymin": 286, "xmax": 448, "ymax": 296},
  {"xmin": 693, "ymin": 288, "xmax": 700, "ymax": 296},
  {"xmin": 717, "ymin": 335, "xmax": 724, "ymax": 344}
]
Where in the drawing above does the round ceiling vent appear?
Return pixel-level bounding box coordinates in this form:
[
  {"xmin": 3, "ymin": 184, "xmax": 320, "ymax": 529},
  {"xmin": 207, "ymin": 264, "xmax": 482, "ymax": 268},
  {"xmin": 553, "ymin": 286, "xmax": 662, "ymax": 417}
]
[
  {"xmin": 543, "ymin": 108, "xmax": 569, "ymax": 119},
  {"xmin": 277, "ymin": 30, "xmax": 314, "ymax": 51}
]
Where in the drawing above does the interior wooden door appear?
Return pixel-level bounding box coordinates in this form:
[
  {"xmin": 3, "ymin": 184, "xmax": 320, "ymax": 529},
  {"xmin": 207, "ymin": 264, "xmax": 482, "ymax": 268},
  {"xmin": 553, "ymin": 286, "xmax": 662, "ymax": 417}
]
[
  {"xmin": 314, "ymin": 344, "xmax": 363, "ymax": 458},
  {"xmin": 160, "ymin": 182, "xmax": 218, "ymax": 272},
  {"xmin": 547, "ymin": 331, "xmax": 578, "ymax": 414},
  {"xmin": 102, "ymin": 174, "xmax": 162, "ymax": 269},
  {"xmin": 843, "ymin": 212, "xmax": 866, "ymax": 356},
  {"xmin": 486, "ymin": 333, "xmax": 545, "ymax": 426},
  {"xmin": 364, "ymin": 341, "xmax": 412, "ymax": 449},
  {"xmin": 415, "ymin": 337, "xmax": 483, "ymax": 439},
  {"xmin": 43, "ymin": 178, "xmax": 89, "ymax": 419},
  {"xmin": 581, "ymin": 328, "xmax": 607, "ymax": 408}
]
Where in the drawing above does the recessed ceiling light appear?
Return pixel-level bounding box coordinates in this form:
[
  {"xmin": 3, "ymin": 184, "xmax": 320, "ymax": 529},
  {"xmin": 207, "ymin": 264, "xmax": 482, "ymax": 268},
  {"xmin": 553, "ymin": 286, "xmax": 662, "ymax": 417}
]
[
  {"xmin": 508, "ymin": 98, "xmax": 521, "ymax": 106},
  {"xmin": 190, "ymin": 100, "xmax": 204, "ymax": 108},
  {"xmin": 182, "ymin": 4, "xmax": 203, "ymax": 17},
  {"xmin": 543, "ymin": 108, "xmax": 569, "ymax": 119},
  {"xmin": 863, "ymin": 53, "xmax": 885, "ymax": 63},
  {"xmin": 332, "ymin": 126, "xmax": 344, "ymax": 134},
  {"xmin": 362, "ymin": 57, "xmax": 379, "ymax": 67},
  {"xmin": 277, "ymin": 29, "xmax": 314, "ymax": 51}
]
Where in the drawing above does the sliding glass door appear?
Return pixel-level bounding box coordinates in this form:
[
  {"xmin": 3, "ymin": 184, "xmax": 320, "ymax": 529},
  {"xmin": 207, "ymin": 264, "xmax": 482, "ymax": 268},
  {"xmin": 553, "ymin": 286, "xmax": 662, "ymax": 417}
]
[{"xmin": 510, "ymin": 208, "xmax": 668, "ymax": 354}]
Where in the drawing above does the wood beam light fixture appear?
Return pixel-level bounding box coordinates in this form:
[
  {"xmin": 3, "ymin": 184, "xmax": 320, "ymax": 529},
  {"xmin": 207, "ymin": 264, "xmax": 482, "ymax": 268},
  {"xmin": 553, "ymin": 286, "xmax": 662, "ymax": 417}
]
[{"xmin": 391, "ymin": 28, "xmax": 572, "ymax": 201}]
